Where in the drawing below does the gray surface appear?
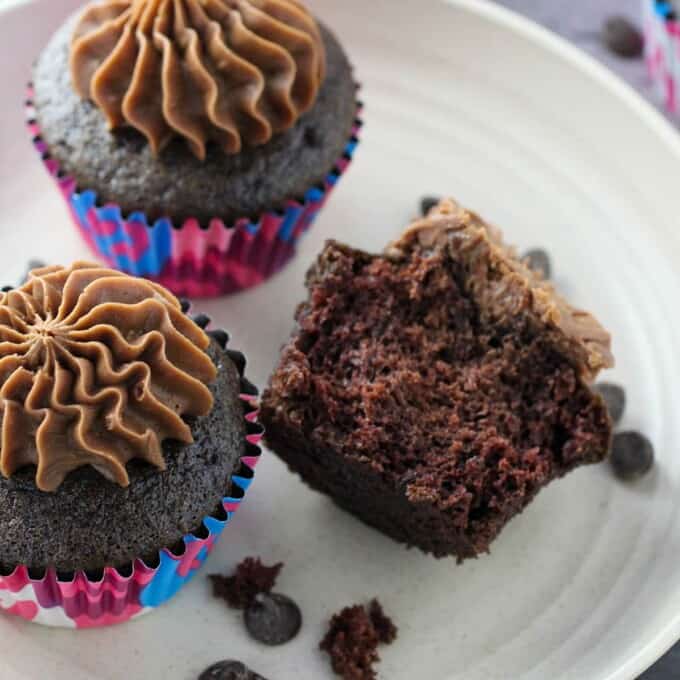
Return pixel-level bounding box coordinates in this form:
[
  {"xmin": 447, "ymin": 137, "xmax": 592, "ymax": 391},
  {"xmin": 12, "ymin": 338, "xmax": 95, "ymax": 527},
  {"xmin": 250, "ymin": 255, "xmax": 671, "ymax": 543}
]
[
  {"xmin": 496, "ymin": 0, "xmax": 671, "ymax": 121},
  {"xmin": 495, "ymin": 2, "xmax": 677, "ymax": 679}
]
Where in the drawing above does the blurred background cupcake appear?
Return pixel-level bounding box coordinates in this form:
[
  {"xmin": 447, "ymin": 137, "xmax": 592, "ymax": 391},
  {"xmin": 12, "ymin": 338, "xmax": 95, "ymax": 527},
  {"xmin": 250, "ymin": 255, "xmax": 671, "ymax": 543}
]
[
  {"xmin": 644, "ymin": 1, "xmax": 680, "ymax": 114},
  {"xmin": 27, "ymin": 0, "xmax": 361, "ymax": 298},
  {"xmin": 0, "ymin": 262, "xmax": 262, "ymax": 627}
]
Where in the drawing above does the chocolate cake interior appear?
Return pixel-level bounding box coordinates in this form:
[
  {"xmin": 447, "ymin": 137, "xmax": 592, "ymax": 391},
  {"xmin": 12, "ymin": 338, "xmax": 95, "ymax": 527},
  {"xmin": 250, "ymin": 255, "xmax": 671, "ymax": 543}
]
[{"xmin": 264, "ymin": 201, "xmax": 612, "ymax": 558}]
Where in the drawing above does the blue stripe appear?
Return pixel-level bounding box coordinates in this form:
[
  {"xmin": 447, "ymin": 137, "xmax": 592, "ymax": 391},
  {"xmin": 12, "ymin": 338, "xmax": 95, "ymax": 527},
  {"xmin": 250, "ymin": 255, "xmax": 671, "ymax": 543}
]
[{"xmin": 279, "ymin": 204, "xmax": 305, "ymax": 242}]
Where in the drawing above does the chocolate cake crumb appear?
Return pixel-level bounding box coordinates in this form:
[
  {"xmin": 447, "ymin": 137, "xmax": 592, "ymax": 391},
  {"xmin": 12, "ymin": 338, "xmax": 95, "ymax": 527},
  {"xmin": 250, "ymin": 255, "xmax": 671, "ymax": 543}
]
[
  {"xmin": 320, "ymin": 600, "xmax": 397, "ymax": 680},
  {"xmin": 210, "ymin": 558, "xmax": 283, "ymax": 610},
  {"xmin": 368, "ymin": 599, "xmax": 398, "ymax": 645}
]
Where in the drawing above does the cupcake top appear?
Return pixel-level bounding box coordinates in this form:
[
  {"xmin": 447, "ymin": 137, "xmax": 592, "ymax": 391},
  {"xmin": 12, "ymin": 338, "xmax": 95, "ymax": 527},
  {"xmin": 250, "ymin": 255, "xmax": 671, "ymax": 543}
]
[
  {"xmin": 0, "ymin": 262, "xmax": 216, "ymax": 492},
  {"xmin": 386, "ymin": 199, "xmax": 614, "ymax": 381},
  {"xmin": 70, "ymin": 0, "xmax": 326, "ymax": 159}
]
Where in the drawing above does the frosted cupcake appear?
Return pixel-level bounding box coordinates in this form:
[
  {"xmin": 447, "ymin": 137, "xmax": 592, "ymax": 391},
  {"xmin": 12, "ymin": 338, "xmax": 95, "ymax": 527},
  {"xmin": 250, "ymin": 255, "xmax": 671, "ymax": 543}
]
[
  {"xmin": 0, "ymin": 262, "xmax": 262, "ymax": 627},
  {"xmin": 28, "ymin": 0, "xmax": 361, "ymax": 297}
]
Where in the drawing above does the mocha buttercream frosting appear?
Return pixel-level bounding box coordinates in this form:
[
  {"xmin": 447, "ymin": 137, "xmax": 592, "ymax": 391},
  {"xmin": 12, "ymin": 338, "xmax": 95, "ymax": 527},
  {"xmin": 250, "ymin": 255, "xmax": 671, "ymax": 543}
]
[
  {"xmin": 386, "ymin": 199, "xmax": 614, "ymax": 381},
  {"xmin": 69, "ymin": 0, "xmax": 326, "ymax": 159},
  {"xmin": 0, "ymin": 262, "xmax": 216, "ymax": 492}
]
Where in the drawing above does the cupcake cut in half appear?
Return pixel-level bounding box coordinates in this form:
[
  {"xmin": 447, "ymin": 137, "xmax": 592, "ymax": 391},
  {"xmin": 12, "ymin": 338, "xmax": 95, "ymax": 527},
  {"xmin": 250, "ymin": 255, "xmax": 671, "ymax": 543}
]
[
  {"xmin": 0, "ymin": 262, "xmax": 248, "ymax": 573},
  {"xmin": 30, "ymin": 0, "xmax": 360, "ymax": 297},
  {"xmin": 262, "ymin": 199, "xmax": 614, "ymax": 560}
]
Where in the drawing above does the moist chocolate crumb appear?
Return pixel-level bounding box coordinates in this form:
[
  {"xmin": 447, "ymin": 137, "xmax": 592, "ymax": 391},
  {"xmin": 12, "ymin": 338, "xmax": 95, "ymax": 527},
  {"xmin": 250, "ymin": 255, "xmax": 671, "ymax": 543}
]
[
  {"xmin": 368, "ymin": 599, "xmax": 398, "ymax": 645},
  {"xmin": 320, "ymin": 600, "xmax": 397, "ymax": 680},
  {"xmin": 209, "ymin": 557, "xmax": 283, "ymax": 610}
]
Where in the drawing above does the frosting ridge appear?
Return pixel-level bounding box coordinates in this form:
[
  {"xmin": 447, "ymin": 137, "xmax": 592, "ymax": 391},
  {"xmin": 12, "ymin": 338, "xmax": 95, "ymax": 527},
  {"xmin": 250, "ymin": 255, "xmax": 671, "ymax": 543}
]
[
  {"xmin": 70, "ymin": 0, "xmax": 327, "ymax": 159},
  {"xmin": 0, "ymin": 262, "xmax": 216, "ymax": 492}
]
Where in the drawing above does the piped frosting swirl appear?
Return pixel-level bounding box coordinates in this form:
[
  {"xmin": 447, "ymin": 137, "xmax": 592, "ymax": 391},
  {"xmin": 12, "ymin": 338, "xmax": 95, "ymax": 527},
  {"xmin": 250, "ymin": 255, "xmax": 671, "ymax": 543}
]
[
  {"xmin": 70, "ymin": 0, "xmax": 327, "ymax": 159},
  {"xmin": 0, "ymin": 262, "xmax": 216, "ymax": 492}
]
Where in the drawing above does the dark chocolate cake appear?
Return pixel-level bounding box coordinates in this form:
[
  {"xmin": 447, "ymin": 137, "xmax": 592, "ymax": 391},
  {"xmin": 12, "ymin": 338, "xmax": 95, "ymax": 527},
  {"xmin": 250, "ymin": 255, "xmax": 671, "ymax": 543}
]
[
  {"xmin": 262, "ymin": 199, "xmax": 614, "ymax": 560},
  {"xmin": 320, "ymin": 599, "xmax": 397, "ymax": 680}
]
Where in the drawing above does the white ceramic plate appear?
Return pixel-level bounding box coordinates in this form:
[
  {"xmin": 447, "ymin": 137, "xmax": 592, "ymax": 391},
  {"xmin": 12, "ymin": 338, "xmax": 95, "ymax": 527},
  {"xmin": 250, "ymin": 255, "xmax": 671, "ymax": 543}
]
[{"xmin": 2, "ymin": 0, "xmax": 680, "ymax": 678}]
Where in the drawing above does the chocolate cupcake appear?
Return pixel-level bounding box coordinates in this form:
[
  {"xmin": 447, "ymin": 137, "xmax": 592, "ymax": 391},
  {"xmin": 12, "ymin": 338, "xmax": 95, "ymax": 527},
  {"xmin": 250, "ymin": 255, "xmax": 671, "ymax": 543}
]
[
  {"xmin": 0, "ymin": 262, "xmax": 262, "ymax": 627},
  {"xmin": 28, "ymin": 0, "xmax": 361, "ymax": 297},
  {"xmin": 262, "ymin": 199, "xmax": 614, "ymax": 561}
]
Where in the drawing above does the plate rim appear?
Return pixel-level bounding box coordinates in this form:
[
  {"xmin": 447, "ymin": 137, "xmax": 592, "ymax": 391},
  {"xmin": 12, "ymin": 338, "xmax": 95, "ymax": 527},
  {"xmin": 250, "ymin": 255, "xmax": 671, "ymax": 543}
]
[{"xmin": 2, "ymin": 0, "xmax": 678, "ymax": 677}]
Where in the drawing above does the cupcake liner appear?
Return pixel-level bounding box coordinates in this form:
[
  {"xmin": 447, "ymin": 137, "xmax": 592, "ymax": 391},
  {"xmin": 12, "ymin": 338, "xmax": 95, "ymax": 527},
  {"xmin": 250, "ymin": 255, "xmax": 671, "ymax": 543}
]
[
  {"xmin": 644, "ymin": 1, "xmax": 680, "ymax": 113},
  {"xmin": 0, "ymin": 309, "xmax": 263, "ymax": 628},
  {"xmin": 25, "ymin": 86, "xmax": 363, "ymax": 298}
]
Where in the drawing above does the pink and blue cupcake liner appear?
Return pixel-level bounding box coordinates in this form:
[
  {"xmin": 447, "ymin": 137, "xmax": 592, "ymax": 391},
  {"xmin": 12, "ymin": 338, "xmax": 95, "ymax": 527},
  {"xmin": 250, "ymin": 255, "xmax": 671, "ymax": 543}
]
[
  {"xmin": 644, "ymin": 1, "xmax": 680, "ymax": 113},
  {"xmin": 0, "ymin": 313, "xmax": 263, "ymax": 628},
  {"xmin": 25, "ymin": 86, "xmax": 363, "ymax": 298}
]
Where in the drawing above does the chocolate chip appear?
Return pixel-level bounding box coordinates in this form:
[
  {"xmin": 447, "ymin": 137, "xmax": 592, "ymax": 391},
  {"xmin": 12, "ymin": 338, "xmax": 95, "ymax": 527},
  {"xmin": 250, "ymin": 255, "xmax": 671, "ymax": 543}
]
[
  {"xmin": 611, "ymin": 431, "xmax": 654, "ymax": 480},
  {"xmin": 1, "ymin": 286, "xmax": 13, "ymax": 293},
  {"xmin": 602, "ymin": 16, "xmax": 644, "ymax": 58},
  {"xmin": 244, "ymin": 592, "xmax": 302, "ymax": 646},
  {"xmin": 420, "ymin": 196, "xmax": 441, "ymax": 216},
  {"xmin": 523, "ymin": 249, "xmax": 551, "ymax": 280},
  {"xmin": 594, "ymin": 382, "xmax": 626, "ymax": 425},
  {"xmin": 180, "ymin": 298, "xmax": 191, "ymax": 313},
  {"xmin": 369, "ymin": 599, "xmax": 398, "ymax": 645},
  {"xmin": 198, "ymin": 660, "xmax": 267, "ymax": 680},
  {"xmin": 193, "ymin": 313, "xmax": 211, "ymax": 329}
]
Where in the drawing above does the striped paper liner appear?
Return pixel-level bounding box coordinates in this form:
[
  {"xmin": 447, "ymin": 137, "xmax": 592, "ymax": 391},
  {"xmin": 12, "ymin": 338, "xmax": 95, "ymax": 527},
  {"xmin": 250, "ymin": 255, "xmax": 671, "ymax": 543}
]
[
  {"xmin": 26, "ymin": 87, "xmax": 363, "ymax": 298},
  {"xmin": 644, "ymin": 0, "xmax": 680, "ymax": 113}
]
